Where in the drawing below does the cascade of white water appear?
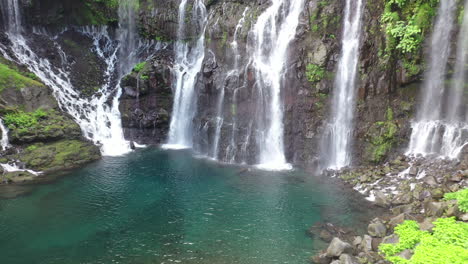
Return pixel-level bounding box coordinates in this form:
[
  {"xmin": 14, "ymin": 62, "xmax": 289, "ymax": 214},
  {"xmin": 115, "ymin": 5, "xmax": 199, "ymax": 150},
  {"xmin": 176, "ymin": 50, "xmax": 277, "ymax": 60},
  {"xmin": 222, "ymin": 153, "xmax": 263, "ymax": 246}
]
[
  {"xmin": 321, "ymin": 0, "xmax": 364, "ymax": 170},
  {"xmin": 165, "ymin": 0, "xmax": 207, "ymax": 149},
  {"xmin": 213, "ymin": 7, "xmax": 250, "ymax": 162},
  {"xmin": 251, "ymin": 0, "xmax": 304, "ymax": 170},
  {"xmin": 406, "ymin": 0, "xmax": 467, "ymax": 159},
  {"xmin": 0, "ymin": 119, "xmax": 10, "ymax": 151},
  {"xmin": 0, "ymin": 0, "xmax": 152, "ymax": 156}
]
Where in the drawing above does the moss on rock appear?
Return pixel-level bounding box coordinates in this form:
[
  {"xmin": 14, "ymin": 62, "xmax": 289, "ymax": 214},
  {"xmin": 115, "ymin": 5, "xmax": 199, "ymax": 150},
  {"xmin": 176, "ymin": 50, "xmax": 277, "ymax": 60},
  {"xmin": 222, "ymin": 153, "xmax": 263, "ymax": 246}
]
[
  {"xmin": 5, "ymin": 109, "xmax": 82, "ymax": 144},
  {"xmin": 18, "ymin": 139, "xmax": 100, "ymax": 172}
]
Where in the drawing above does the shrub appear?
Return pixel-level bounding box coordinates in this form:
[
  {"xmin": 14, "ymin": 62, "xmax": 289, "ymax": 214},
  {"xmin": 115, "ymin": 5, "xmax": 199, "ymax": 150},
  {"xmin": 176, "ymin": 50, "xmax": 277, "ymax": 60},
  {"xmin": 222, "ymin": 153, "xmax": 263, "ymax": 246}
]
[
  {"xmin": 305, "ymin": 63, "xmax": 326, "ymax": 83},
  {"xmin": 444, "ymin": 188, "xmax": 468, "ymax": 212},
  {"xmin": 133, "ymin": 62, "xmax": 147, "ymax": 73},
  {"xmin": 3, "ymin": 109, "xmax": 48, "ymax": 129}
]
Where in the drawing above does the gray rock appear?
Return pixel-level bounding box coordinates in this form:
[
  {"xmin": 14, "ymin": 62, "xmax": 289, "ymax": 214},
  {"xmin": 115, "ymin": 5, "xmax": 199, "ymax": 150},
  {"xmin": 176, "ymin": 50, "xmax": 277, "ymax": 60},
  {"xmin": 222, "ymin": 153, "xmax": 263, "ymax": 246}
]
[
  {"xmin": 339, "ymin": 254, "xmax": 359, "ymax": 264},
  {"xmin": 419, "ymin": 218, "xmax": 435, "ymax": 231},
  {"xmin": 361, "ymin": 235, "xmax": 373, "ymax": 252},
  {"xmin": 450, "ymin": 173, "xmax": 462, "ymax": 182},
  {"xmin": 423, "ymin": 176, "xmax": 437, "ymax": 187},
  {"xmin": 368, "ymin": 221, "xmax": 387, "ymax": 237},
  {"xmin": 326, "ymin": 237, "xmax": 353, "ymax": 257},
  {"xmin": 392, "ymin": 192, "xmax": 412, "ymax": 205},
  {"xmin": 311, "ymin": 252, "xmax": 331, "ymax": 264},
  {"xmin": 409, "ymin": 166, "xmax": 418, "ymax": 176},
  {"xmin": 352, "ymin": 236, "xmax": 362, "ymax": 247},
  {"xmin": 374, "ymin": 190, "xmax": 389, "ymax": 207},
  {"xmin": 330, "ymin": 260, "xmax": 341, "ymax": 264},
  {"xmin": 419, "ymin": 190, "xmax": 432, "ymax": 201},
  {"xmin": 389, "ymin": 213, "xmax": 414, "ymax": 228},
  {"xmin": 382, "ymin": 234, "xmax": 399, "ymax": 244},
  {"xmin": 398, "ymin": 249, "xmax": 413, "ymax": 260},
  {"xmin": 320, "ymin": 230, "xmax": 333, "ymax": 243},
  {"xmin": 424, "ymin": 201, "xmax": 447, "ymax": 217},
  {"xmin": 461, "ymin": 213, "xmax": 468, "ymax": 221}
]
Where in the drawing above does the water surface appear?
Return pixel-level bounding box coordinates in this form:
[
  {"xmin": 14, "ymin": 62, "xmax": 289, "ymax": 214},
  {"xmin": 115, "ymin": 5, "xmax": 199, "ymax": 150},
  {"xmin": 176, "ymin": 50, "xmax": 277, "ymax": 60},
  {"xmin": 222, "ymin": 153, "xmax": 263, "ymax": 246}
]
[{"xmin": 0, "ymin": 148, "xmax": 374, "ymax": 264}]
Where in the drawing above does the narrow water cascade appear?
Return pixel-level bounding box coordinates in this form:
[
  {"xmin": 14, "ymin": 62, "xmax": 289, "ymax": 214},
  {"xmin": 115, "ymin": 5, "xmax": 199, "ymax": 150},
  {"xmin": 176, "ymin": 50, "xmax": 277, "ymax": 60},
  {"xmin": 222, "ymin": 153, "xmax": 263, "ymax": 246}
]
[
  {"xmin": 406, "ymin": 0, "xmax": 467, "ymax": 159},
  {"xmin": 250, "ymin": 0, "xmax": 305, "ymax": 170},
  {"xmin": 0, "ymin": 118, "xmax": 10, "ymax": 151},
  {"xmin": 321, "ymin": 0, "xmax": 364, "ymax": 170},
  {"xmin": 0, "ymin": 0, "xmax": 151, "ymax": 156},
  {"xmin": 165, "ymin": 0, "xmax": 207, "ymax": 149},
  {"xmin": 224, "ymin": 7, "xmax": 249, "ymax": 163}
]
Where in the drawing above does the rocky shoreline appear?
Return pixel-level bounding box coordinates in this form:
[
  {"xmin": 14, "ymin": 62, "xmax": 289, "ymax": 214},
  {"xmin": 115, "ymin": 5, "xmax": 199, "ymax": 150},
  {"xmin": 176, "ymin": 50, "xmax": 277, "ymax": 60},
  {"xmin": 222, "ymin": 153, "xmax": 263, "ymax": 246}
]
[{"xmin": 310, "ymin": 149, "xmax": 468, "ymax": 264}]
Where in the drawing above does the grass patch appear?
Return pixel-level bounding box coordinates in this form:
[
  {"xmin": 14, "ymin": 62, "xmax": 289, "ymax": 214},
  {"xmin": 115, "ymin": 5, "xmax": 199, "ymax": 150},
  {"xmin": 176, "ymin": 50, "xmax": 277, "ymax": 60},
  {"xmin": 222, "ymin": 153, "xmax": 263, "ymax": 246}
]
[{"xmin": 0, "ymin": 63, "xmax": 43, "ymax": 92}]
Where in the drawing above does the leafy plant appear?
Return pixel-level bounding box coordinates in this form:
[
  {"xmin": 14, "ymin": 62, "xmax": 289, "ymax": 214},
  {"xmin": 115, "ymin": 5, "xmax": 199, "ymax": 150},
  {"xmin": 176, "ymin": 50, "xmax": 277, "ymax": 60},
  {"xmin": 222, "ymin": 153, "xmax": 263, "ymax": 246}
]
[
  {"xmin": 306, "ymin": 63, "xmax": 326, "ymax": 83},
  {"xmin": 133, "ymin": 62, "xmax": 147, "ymax": 73},
  {"xmin": 444, "ymin": 188, "xmax": 468, "ymax": 212},
  {"xmin": 3, "ymin": 109, "xmax": 48, "ymax": 129},
  {"xmin": 380, "ymin": 218, "xmax": 468, "ymax": 264}
]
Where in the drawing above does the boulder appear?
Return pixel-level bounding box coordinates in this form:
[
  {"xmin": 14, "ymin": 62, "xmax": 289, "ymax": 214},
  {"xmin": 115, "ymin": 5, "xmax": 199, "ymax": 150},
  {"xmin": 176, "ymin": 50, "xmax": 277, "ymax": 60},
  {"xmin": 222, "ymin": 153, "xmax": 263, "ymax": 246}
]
[
  {"xmin": 326, "ymin": 237, "xmax": 353, "ymax": 257},
  {"xmin": 339, "ymin": 254, "xmax": 359, "ymax": 264},
  {"xmin": 374, "ymin": 190, "xmax": 389, "ymax": 207},
  {"xmin": 419, "ymin": 218, "xmax": 435, "ymax": 231},
  {"xmin": 360, "ymin": 235, "xmax": 373, "ymax": 252},
  {"xmin": 392, "ymin": 192, "xmax": 412, "ymax": 205},
  {"xmin": 398, "ymin": 249, "xmax": 413, "ymax": 260},
  {"xmin": 382, "ymin": 234, "xmax": 399, "ymax": 245},
  {"xmin": 409, "ymin": 166, "xmax": 418, "ymax": 176},
  {"xmin": 423, "ymin": 176, "xmax": 437, "ymax": 187},
  {"xmin": 423, "ymin": 201, "xmax": 447, "ymax": 217},
  {"xmin": 368, "ymin": 221, "xmax": 387, "ymax": 237},
  {"xmin": 389, "ymin": 213, "xmax": 414, "ymax": 228},
  {"xmin": 311, "ymin": 252, "xmax": 331, "ymax": 264},
  {"xmin": 352, "ymin": 236, "xmax": 362, "ymax": 247}
]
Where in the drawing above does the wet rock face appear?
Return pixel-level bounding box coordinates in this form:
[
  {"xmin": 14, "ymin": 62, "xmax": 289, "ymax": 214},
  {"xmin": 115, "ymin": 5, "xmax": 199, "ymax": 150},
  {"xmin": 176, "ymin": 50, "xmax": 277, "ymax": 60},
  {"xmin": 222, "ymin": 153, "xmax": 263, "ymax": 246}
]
[
  {"xmin": 131, "ymin": 0, "xmax": 419, "ymax": 167},
  {"xmin": 119, "ymin": 49, "xmax": 174, "ymax": 145}
]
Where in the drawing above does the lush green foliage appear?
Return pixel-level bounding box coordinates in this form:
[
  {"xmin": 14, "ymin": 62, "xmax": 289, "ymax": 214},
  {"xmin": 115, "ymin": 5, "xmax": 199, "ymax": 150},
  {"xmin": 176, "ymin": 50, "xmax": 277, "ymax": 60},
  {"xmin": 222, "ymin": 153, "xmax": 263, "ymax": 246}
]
[
  {"xmin": 380, "ymin": 218, "xmax": 468, "ymax": 264},
  {"xmin": 444, "ymin": 188, "xmax": 468, "ymax": 212},
  {"xmin": 381, "ymin": 0, "xmax": 438, "ymax": 54},
  {"xmin": 0, "ymin": 63, "xmax": 43, "ymax": 91},
  {"xmin": 305, "ymin": 64, "xmax": 326, "ymax": 83},
  {"xmin": 367, "ymin": 108, "xmax": 398, "ymax": 163},
  {"xmin": 133, "ymin": 62, "xmax": 147, "ymax": 73},
  {"xmin": 3, "ymin": 109, "xmax": 48, "ymax": 129}
]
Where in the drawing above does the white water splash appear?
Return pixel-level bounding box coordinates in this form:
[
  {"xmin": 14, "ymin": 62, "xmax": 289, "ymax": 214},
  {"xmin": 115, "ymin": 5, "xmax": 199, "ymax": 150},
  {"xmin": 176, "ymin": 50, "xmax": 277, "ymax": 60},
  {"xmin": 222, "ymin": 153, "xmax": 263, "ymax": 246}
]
[
  {"xmin": 0, "ymin": 0, "xmax": 152, "ymax": 156},
  {"xmin": 251, "ymin": 0, "xmax": 305, "ymax": 171},
  {"xmin": 165, "ymin": 0, "xmax": 207, "ymax": 149},
  {"xmin": 407, "ymin": 0, "xmax": 467, "ymax": 159},
  {"xmin": 322, "ymin": 0, "xmax": 364, "ymax": 170}
]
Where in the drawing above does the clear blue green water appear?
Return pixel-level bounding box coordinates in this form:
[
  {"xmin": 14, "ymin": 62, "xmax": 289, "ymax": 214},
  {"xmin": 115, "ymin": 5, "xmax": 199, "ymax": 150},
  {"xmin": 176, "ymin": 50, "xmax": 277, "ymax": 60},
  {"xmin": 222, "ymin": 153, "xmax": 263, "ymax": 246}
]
[{"xmin": 0, "ymin": 148, "xmax": 375, "ymax": 264}]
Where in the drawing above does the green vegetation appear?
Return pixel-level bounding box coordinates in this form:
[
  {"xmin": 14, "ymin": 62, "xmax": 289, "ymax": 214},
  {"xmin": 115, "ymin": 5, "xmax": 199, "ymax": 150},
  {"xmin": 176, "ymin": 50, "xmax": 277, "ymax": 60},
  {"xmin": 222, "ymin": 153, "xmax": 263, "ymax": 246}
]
[
  {"xmin": 381, "ymin": 0, "xmax": 438, "ymax": 54},
  {"xmin": 0, "ymin": 63, "xmax": 44, "ymax": 92},
  {"xmin": 444, "ymin": 189, "xmax": 468, "ymax": 212},
  {"xmin": 306, "ymin": 64, "xmax": 326, "ymax": 83},
  {"xmin": 3, "ymin": 109, "xmax": 48, "ymax": 129},
  {"xmin": 133, "ymin": 62, "xmax": 147, "ymax": 73},
  {"xmin": 380, "ymin": 218, "xmax": 468, "ymax": 264},
  {"xmin": 366, "ymin": 108, "xmax": 399, "ymax": 163},
  {"xmin": 21, "ymin": 140, "xmax": 100, "ymax": 171}
]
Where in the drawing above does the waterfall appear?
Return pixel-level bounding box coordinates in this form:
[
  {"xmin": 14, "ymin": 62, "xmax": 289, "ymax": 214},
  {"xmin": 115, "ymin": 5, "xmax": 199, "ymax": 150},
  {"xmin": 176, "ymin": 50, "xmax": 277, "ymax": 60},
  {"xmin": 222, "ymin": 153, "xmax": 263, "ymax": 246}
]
[
  {"xmin": 251, "ymin": 0, "xmax": 305, "ymax": 171},
  {"xmin": 165, "ymin": 0, "xmax": 207, "ymax": 149},
  {"xmin": 406, "ymin": 0, "xmax": 467, "ymax": 159},
  {"xmin": 321, "ymin": 0, "xmax": 364, "ymax": 170},
  {"xmin": 208, "ymin": 7, "xmax": 250, "ymax": 162},
  {"xmin": 0, "ymin": 119, "xmax": 10, "ymax": 151},
  {"xmin": 0, "ymin": 0, "xmax": 151, "ymax": 156}
]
